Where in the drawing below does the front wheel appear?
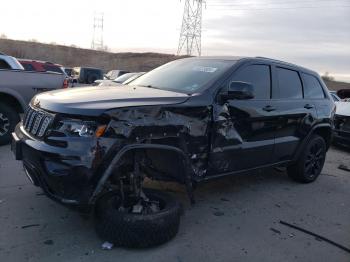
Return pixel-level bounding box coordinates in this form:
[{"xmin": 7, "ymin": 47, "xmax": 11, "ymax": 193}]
[
  {"xmin": 0, "ymin": 104, "xmax": 20, "ymax": 145},
  {"xmin": 95, "ymin": 188, "xmax": 181, "ymax": 248},
  {"xmin": 287, "ymin": 134, "xmax": 326, "ymax": 183}
]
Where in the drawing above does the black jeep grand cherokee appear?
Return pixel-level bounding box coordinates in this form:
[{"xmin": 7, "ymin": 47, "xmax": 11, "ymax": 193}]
[{"xmin": 12, "ymin": 57, "xmax": 335, "ymax": 247}]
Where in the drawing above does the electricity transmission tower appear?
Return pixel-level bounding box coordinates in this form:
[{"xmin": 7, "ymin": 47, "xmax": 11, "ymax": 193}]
[
  {"xmin": 91, "ymin": 12, "xmax": 104, "ymax": 50},
  {"xmin": 177, "ymin": 0, "xmax": 204, "ymax": 56}
]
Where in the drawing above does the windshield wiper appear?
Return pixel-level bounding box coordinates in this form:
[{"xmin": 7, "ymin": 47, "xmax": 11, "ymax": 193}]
[{"xmin": 139, "ymin": 84, "xmax": 162, "ymax": 90}]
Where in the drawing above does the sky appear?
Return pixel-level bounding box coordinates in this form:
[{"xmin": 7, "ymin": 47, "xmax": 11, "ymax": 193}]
[{"xmin": 0, "ymin": 0, "xmax": 349, "ymax": 82}]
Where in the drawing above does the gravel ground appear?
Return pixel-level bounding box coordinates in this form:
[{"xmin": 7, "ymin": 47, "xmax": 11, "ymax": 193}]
[{"xmin": 0, "ymin": 144, "xmax": 349, "ymax": 262}]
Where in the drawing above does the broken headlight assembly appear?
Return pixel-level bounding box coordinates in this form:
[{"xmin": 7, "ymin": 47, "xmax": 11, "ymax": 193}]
[{"xmin": 55, "ymin": 119, "xmax": 106, "ymax": 138}]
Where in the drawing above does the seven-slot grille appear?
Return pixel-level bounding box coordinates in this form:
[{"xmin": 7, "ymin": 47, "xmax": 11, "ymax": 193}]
[{"xmin": 23, "ymin": 107, "xmax": 54, "ymax": 137}]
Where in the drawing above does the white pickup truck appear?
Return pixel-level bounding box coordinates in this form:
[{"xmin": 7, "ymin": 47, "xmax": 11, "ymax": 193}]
[{"xmin": 0, "ymin": 53, "xmax": 67, "ymax": 144}]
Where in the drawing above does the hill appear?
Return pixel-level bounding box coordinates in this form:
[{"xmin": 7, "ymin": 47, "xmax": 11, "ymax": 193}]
[
  {"xmin": 0, "ymin": 39, "xmax": 185, "ymax": 72},
  {"xmin": 0, "ymin": 38, "xmax": 349, "ymax": 92},
  {"xmin": 323, "ymin": 79, "xmax": 350, "ymax": 91}
]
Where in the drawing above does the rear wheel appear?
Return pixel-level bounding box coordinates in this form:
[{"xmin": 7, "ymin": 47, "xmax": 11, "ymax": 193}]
[
  {"xmin": 95, "ymin": 188, "xmax": 181, "ymax": 248},
  {"xmin": 287, "ymin": 134, "xmax": 326, "ymax": 183},
  {"xmin": 0, "ymin": 104, "xmax": 20, "ymax": 145}
]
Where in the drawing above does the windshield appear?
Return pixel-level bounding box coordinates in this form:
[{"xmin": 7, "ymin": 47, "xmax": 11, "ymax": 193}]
[
  {"xmin": 131, "ymin": 59, "xmax": 235, "ymax": 93},
  {"xmin": 123, "ymin": 72, "xmax": 145, "ymax": 85},
  {"xmin": 113, "ymin": 72, "xmax": 138, "ymax": 83},
  {"xmin": 106, "ymin": 70, "xmax": 117, "ymax": 79}
]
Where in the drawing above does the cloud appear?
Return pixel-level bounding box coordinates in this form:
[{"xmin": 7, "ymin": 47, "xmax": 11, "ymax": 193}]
[{"xmin": 202, "ymin": 3, "xmax": 350, "ymax": 81}]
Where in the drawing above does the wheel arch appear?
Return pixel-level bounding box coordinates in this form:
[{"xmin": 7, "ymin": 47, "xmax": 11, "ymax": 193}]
[
  {"xmin": 0, "ymin": 91, "xmax": 26, "ymax": 113},
  {"xmin": 293, "ymin": 123, "xmax": 332, "ymax": 161},
  {"xmin": 89, "ymin": 144, "xmax": 195, "ymax": 205},
  {"xmin": 312, "ymin": 125, "xmax": 332, "ymax": 149}
]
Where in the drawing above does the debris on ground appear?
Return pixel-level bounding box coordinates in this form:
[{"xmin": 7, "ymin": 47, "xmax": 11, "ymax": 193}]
[
  {"xmin": 21, "ymin": 224, "xmax": 40, "ymax": 229},
  {"xmin": 280, "ymin": 220, "xmax": 350, "ymax": 253},
  {"xmin": 338, "ymin": 164, "xmax": 350, "ymax": 172},
  {"xmin": 101, "ymin": 241, "xmax": 114, "ymax": 250},
  {"xmin": 270, "ymin": 228, "xmax": 281, "ymax": 234},
  {"xmin": 213, "ymin": 211, "xmax": 224, "ymax": 216},
  {"xmin": 43, "ymin": 240, "xmax": 54, "ymax": 245},
  {"xmin": 220, "ymin": 198, "xmax": 230, "ymax": 202}
]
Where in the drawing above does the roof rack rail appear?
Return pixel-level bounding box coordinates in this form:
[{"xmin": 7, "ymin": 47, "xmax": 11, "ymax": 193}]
[{"xmin": 255, "ymin": 56, "xmax": 288, "ymax": 63}]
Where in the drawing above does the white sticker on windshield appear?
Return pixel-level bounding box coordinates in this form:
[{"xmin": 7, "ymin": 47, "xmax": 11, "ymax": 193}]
[{"xmin": 192, "ymin": 66, "xmax": 218, "ymax": 73}]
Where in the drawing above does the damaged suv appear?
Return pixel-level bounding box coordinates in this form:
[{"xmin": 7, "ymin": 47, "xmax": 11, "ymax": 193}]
[{"xmin": 12, "ymin": 57, "xmax": 335, "ymax": 247}]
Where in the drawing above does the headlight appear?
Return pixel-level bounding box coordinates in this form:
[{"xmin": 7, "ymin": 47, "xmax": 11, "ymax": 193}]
[{"xmin": 57, "ymin": 119, "xmax": 106, "ymax": 137}]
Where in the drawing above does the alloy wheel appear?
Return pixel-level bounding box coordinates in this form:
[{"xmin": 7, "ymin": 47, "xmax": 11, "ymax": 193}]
[
  {"xmin": 0, "ymin": 113, "xmax": 10, "ymax": 136},
  {"xmin": 304, "ymin": 141, "xmax": 325, "ymax": 178}
]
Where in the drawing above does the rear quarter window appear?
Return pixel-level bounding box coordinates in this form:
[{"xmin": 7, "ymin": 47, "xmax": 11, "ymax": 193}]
[
  {"xmin": 275, "ymin": 67, "xmax": 303, "ymax": 99},
  {"xmin": 302, "ymin": 73, "xmax": 325, "ymax": 99},
  {"xmin": 43, "ymin": 65, "xmax": 63, "ymax": 73}
]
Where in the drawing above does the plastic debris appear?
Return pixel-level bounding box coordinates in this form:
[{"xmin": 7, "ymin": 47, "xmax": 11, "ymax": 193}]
[
  {"xmin": 280, "ymin": 220, "xmax": 350, "ymax": 253},
  {"xmin": 213, "ymin": 211, "xmax": 224, "ymax": 216},
  {"xmin": 132, "ymin": 204, "xmax": 143, "ymax": 214},
  {"xmin": 338, "ymin": 164, "xmax": 350, "ymax": 172},
  {"xmin": 21, "ymin": 224, "xmax": 40, "ymax": 229},
  {"xmin": 270, "ymin": 228, "xmax": 281, "ymax": 234},
  {"xmin": 43, "ymin": 240, "xmax": 54, "ymax": 245},
  {"xmin": 101, "ymin": 241, "xmax": 114, "ymax": 250}
]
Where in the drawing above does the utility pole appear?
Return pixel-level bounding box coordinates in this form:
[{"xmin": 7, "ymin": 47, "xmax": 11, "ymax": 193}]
[
  {"xmin": 177, "ymin": 0, "xmax": 204, "ymax": 56},
  {"xmin": 91, "ymin": 12, "xmax": 104, "ymax": 50}
]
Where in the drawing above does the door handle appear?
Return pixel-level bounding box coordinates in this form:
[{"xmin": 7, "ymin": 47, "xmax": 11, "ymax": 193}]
[
  {"xmin": 262, "ymin": 105, "xmax": 276, "ymax": 112},
  {"xmin": 304, "ymin": 104, "xmax": 314, "ymax": 109}
]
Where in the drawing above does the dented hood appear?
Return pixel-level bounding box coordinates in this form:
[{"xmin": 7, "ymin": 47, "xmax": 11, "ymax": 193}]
[{"xmin": 32, "ymin": 85, "xmax": 190, "ymax": 116}]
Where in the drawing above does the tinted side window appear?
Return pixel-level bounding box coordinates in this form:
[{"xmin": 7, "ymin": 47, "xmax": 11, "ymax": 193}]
[
  {"xmin": 231, "ymin": 65, "xmax": 271, "ymax": 99},
  {"xmin": 275, "ymin": 68, "xmax": 302, "ymax": 99},
  {"xmin": 22, "ymin": 63, "xmax": 36, "ymax": 71},
  {"xmin": 0, "ymin": 59, "xmax": 11, "ymax": 69},
  {"xmin": 302, "ymin": 73, "xmax": 325, "ymax": 99},
  {"xmin": 43, "ymin": 65, "xmax": 62, "ymax": 73}
]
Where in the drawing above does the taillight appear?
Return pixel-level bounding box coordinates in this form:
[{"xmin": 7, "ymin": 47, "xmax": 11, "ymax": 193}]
[{"xmin": 63, "ymin": 78, "xmax": 69, "ymax": 89}]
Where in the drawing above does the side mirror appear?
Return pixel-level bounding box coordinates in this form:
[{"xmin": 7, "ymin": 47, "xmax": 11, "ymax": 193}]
[{"xmin": 225, "ymin": 81, "xmax": 254, "ymax": 100}]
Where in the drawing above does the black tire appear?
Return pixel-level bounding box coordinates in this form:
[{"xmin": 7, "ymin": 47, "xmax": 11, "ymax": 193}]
[
  {"xmin": 0, "ymin": 104, "xmax": 20, "ymax": 145},
  {"xmin": 287, "ymin": 134, "xmax": 326, "ymax": 183},
  {"xmin": 87, "ymin": 74, "xmax": 98, "ymax": 84},
  {"xmin": 95, "ymin": 188, "xmax": 181, "ymax": 248}
]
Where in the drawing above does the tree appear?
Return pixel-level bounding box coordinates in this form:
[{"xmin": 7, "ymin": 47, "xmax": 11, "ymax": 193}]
[{"xmin": 322, "ymin": 72, "xmax": 334, "ymax": 82}]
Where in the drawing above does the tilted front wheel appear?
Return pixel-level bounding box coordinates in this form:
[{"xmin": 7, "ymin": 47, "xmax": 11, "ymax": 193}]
[
  {"xmin": 95, "ymin": 188, "xmax": 181, "ymax": 248},
  {"xmin": 287, "ymin": 134, "xmax": 326, "ymax": 183}
]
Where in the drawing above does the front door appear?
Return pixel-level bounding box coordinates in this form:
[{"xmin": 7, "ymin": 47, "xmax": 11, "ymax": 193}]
[{"xmin": 208, "ymin": 63, "xmax": 278, "ymax": 175}]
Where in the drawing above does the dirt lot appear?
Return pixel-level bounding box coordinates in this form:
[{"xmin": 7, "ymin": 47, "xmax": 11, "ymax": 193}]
[{"xmin": 0, "ymin": 144, "xmax": 349, "ymax": 262}]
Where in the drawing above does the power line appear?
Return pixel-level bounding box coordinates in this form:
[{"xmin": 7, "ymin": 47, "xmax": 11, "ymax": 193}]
[
  {"xmin": 91, "ymin": 12, "xmax": 104, "ymax": 50},
  {"xmin": 208, "ymin": 0, "xmax": 350, "ymax": 10},
  {"xmin": 177, "ymin": 0, "xmax": 205, "ymax": 56},
  {"xmin": 209, "ymin": 0, "xmax": 346, "ymax": 4},
  {"xmin": 209, "ymin": 5, "xmax": 350, "ymax": 11}
]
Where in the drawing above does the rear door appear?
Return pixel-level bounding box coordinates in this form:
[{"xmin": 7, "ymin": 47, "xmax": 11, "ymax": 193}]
[
  {"xmin": 209, "ymin": 63, "xmax": 279, "ymax": 175},
  {"xmin": 271, "ymin": 66, "xmax": 318, "ymax": 162}
]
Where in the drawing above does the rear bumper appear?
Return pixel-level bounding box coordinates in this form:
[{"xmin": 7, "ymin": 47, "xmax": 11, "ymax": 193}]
[{"xmin": 11, "ymin": 124, "xmax": 102, "ymax": 212}]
